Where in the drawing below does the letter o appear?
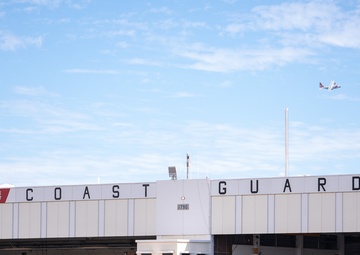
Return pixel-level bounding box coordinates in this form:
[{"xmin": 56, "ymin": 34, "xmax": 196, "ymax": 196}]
[{"xmin": 54, "ymin": 187, "xmax": 62, "ymax": 200}]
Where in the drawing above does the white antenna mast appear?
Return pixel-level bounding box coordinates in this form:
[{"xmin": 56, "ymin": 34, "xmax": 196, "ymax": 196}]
[{"xmin": 285, "ymin": 108, "xmax": 289, "ymax": 177}]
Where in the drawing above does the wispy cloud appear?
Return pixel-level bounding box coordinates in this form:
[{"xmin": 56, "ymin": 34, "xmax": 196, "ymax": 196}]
[
  {"xmin": 125, "ymin": 58, "xmax": 162, "ymax": 66},
  {"xmin": 105, "ymin": 29, "xmax": 136, "ymax": 37},
  {"xmin": 169, "ymin": 1, "xmax": 360, "ymax": 72},
  {"xmin": 172, "ymin": 92, "xmax": 196, "ymax": 98},
  {"xmin": 13, "ymin": 0, "xmax": 90, "ymax": 10},
  {"xmin": 247, "ymin": 1, "xmax": 360, "ymax": 49},
  {"xmin": 224, "ymin": 23, "xmax": 245, "ymax": 35},
  {"xmin": 63, "ymin": 69, "xmax": 119, "ymax": 74},
  {"xmin": 14, "ymin": 0, "xmax": 62, "ymax": 8},
  {"xmin": 148, "ymin": 7, "xmax": 173, "ymax": 15},
  {"xmin": 319, "ymin": 14, "xmax": 360, "ymax": 49},
  {"xmin": 0, "ymin": 99, "xmax": 96, "ymax": 134},
  {"xmin": 178, "ymin": 45, "xmax": 314, "ymax": 72},
  {"xmin": 252, "ymin": 2, "xmax": 337, "ymax": 32},
  {"xmin": 116, "ymin": 41, "xmax": 129, "ymax": 48},
  {"xmin": 0, "ymin": 31, "xmax": 43, "ymax": 51},
  {"xmin": 328, "ymin": 93, "xmax": 360, "ymax": 102},
  {"xmin": 15, "ymin": 86, "xmax": 46, "ymax": 96},
  {"xmin": 2, "ymin": 102, "xmax": 360, "ymax": 186},
  {"xmin": 1, "ymin": 0, "xmax": 360, "ymax": 187}
]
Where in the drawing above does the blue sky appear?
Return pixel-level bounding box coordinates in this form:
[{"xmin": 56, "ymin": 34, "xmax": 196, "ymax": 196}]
[{"xmin": 1, "ymin": 0, "xmax": 360, "ymax": 187}]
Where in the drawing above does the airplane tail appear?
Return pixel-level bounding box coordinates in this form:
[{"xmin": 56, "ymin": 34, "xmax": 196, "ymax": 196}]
[{"xmin": 319, "ymin": 82, "xmax": 324, "ymax": 89}]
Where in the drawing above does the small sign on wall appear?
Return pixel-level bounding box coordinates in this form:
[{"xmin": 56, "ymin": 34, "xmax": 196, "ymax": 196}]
[{"xmin": 177, "ymin": 204, "xmax": 189, "ymax": 210}]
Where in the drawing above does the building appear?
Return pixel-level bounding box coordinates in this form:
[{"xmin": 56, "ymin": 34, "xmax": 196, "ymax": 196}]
[{"xmin": 1, "ymin": 174, "xmax": 360, "ymax": 255}]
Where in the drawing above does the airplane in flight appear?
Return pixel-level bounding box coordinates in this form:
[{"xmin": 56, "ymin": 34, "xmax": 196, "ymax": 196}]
[{"xmin": 319, "ymin": 80, "xmax": 341, "ymax": 91}]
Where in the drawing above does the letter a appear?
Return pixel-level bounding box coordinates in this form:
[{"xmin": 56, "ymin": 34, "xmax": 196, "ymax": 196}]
[
  {"xmin": 283, "ymin": 179, "xmax": 292, "ymax": 193},
  {"xmin": 83, "ymin": 186, "xmax": 91, "ymax": 199}
]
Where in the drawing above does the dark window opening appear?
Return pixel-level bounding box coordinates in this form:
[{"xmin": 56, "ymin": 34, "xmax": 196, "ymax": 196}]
[
  {"xmin": 277, "ymin": 235, "xmax": 296, "ymax": 248},
  {"xmin": 260, "ymin": 235, "xmax": 276, "ymax": 247},
  {"xmin": 319, "ymin": 235, "xmax": 337, "ymax": 250},
  {"xmin": 214, "ymin": 235, "xmax": 253, "ymax": 255},
  {"xmin": 304, "ymin": 235, "xmax": 337, "ymax": 250},
  {"xmin": 232, "ymin": 235, "xmax": 253, "ymax": 246},
  {"xmin": 304, "ymin": 236, "xmax": 318, "ymax": 249},
  {"xmin": 260, "ymin": 234, "xmax": 296, "ymax": 248}
]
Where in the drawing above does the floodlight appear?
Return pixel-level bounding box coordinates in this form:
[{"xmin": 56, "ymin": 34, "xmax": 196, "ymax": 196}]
[{"xmin": 168, "ymin": 166, "xmax": 177, "ymax": 180}]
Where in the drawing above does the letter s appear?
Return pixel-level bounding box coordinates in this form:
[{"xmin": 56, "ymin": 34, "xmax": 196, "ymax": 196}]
[{"xmin": 112, "ymin": 185, "xmax": 120, "ymax": 198}]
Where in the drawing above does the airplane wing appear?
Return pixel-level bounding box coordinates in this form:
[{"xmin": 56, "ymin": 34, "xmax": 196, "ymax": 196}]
[
  {"xmin": 331, "ymin": 84, "xmax": 341, "ymax": 90},
  {"xmin": 329, "ymin": 80, "xmax": 341, "ymax": 90}
]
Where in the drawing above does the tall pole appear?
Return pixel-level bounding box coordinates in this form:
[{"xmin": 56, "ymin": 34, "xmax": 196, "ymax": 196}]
[
  {"xmin": 285, "ymin": 108, "xmax": 289, "ymax": 177},
  {"xmin": 186, "ymin": 154, "xmax": 190, "ymax": 179}
]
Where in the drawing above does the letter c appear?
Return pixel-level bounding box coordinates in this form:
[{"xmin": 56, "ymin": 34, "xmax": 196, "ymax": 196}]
[
  {"xmin": 26, "ymin": 188, "xmax": 33, "ymax": 201},
  {"xmin": 219, "ymin": 181, "xmax": 227, "ymax": 194}
]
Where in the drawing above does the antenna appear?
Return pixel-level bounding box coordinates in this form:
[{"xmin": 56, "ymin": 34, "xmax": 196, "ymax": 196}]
[
  {"xmin": 285, "ymin": 108, "xmax": 289, "ymax": 177},
  {"xmin": 186, "ymin": 154, "xmax": 190, "ymax": 179}
]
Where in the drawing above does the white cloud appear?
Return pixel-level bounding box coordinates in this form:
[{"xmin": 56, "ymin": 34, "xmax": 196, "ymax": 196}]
[
  {"xmin": 0, "ymin": 31, "xmax": 43, "ymax": 51},
  {"xmin": 67, "ymin": 0, "xmax": 91, "ymax": 10},
  {"xmin": 290, "ymin": 124, "xmax": 360, "ymax": 166},
  {"xmin": 1, "ymin": 1, "xmax": 360, "ymax": 186},
  {"xmin": 125, "ymin": 58, "xmax": 161, "ymax": 66},
  {"xmin": 222, "ymin": 0, "xmax": 237, "ymax": 4},
  {"xmin": 219, "ymin": 80, "xmax": 233, "ymax": 88},
  {"xmin": 224, "ymin": 23, "xmax": 245, "ymax": 35},
  {"xmin": 252, "ymin": 2, "xmax": 338, "ymax": 32},
  {"xmin": 116, "ymin": 41, "xmax": 129, "ymax": 48},
  {"xmin": 105, "ymin": 29, "xmax": 136, "ymax": 37},
  {"xmin": 13, "ymin": 0, "xmax": 62, "ymax": 9},
  {"xmin": 183, "ymin": 20, "xmax": 207, "ymax": 29},
  {"xmin": 319, "ymin": 14, "xmax": 360, "ymax": 49},
  {"xmin": 327, "ymin": 93, "xmax": 360, "ymax": 102},
  {"xmin": 2, "ymin": 102, "xmax": 360, "ymax": 186},
  {"xmin": 148, "ymin": 7, "xmax": 173, "ymax": 15},
  {"xmin": 175, "ymin": 1, "xmax": 360, "ymax": 73},
  {"xmin": 253, "ymin": 1, "xmax": 360, "ymax": 49},
  {"xmin": 221, "ymin": 1, "xmax": 360, "ymax": 49},
  {"xmin": 63, "ymin": 69, "xmax": 119, "ymax": 74},
  {"xmin": 14, "ymin": 86, "xmax": 46, "ymax": 96},
  {"xmin": 0, "ymin": 99, "xmax": 96, "ymax": 134},
  {"xmin": 13, "ymin": 0, "xmax": 91, "ymax": 9},
  {"xmin": 178, "ymin": 45, "xmax": 314, "ymax": 72},
  {"xmin": 172, "ymin": 92, "xmax": 195, "ymax": 98}
]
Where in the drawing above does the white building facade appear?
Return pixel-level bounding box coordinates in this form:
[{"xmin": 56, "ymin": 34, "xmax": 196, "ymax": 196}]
[{"xmin": 0, "ymin": 174, "xmax": 360, "ymax": 255}]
